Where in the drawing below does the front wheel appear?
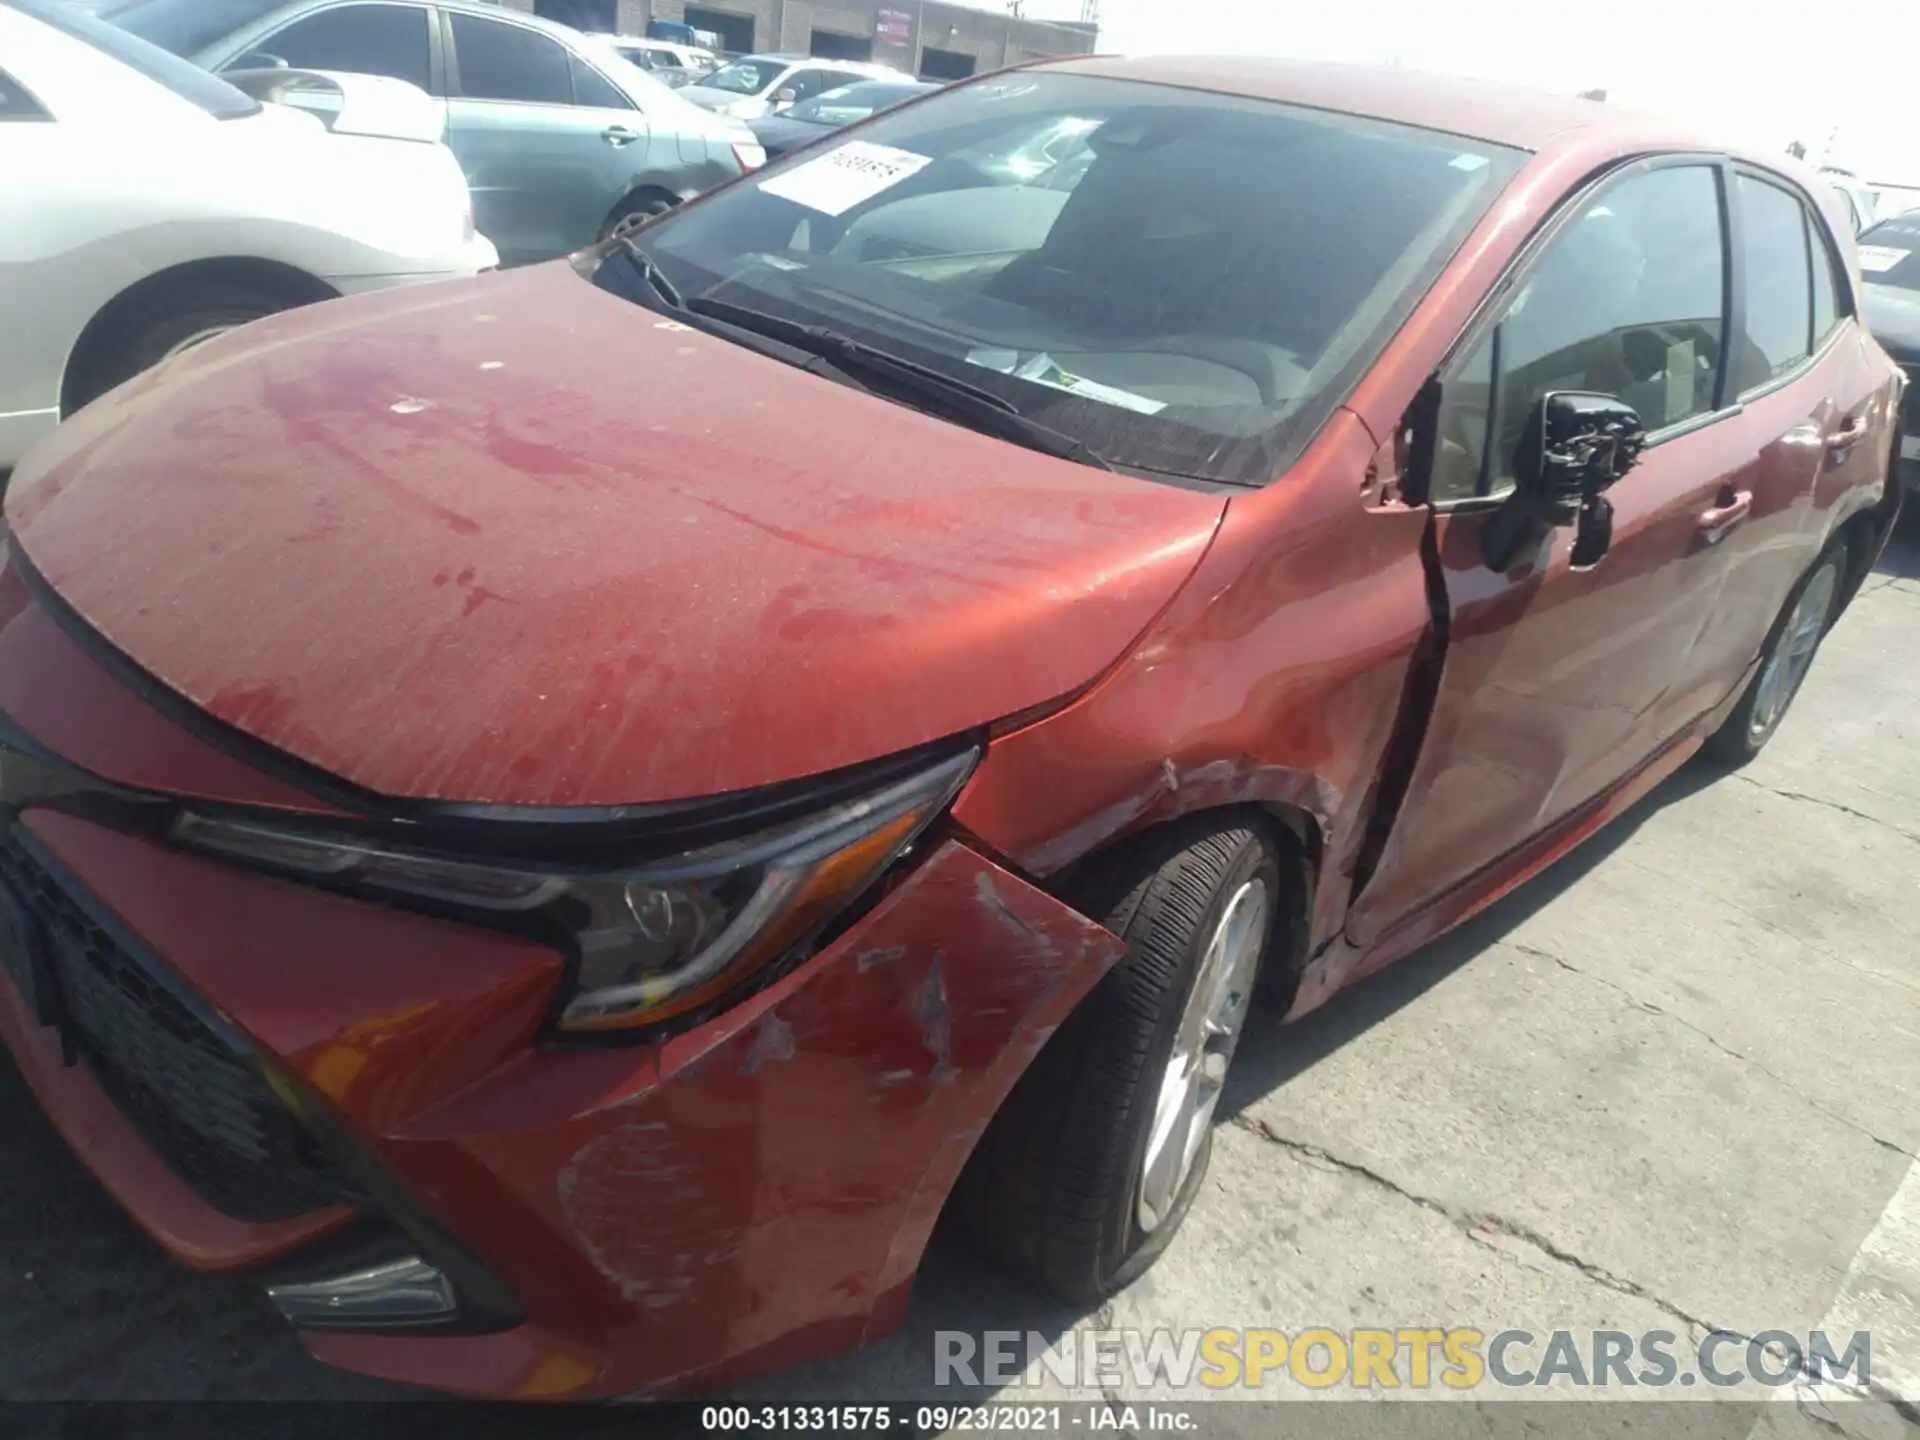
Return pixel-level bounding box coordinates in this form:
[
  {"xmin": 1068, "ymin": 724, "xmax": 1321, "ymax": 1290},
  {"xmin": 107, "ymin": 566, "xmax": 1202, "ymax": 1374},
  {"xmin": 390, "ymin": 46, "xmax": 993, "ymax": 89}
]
[
  {"xmin": 951, "ymin": 817, "xmax": 1285, "ymax": 1302},
  {"xmin": 69, "ymin": 280, "xmax": 292, "ymax": 412},
  {"xmin": 1702, "ymin": 549, "xmax": 1844, "ymax": 766},
  {"xmin": 600, "ymin": 192, "xmax": 677, "ymax": 243}
]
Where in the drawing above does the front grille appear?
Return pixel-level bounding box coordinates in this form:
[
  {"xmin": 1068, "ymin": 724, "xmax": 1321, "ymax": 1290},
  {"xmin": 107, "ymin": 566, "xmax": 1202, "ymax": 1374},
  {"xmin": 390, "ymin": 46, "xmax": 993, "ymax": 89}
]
[{"xmin": 0, "ymin": 829, "xmax": 363, "ymax": 1223}]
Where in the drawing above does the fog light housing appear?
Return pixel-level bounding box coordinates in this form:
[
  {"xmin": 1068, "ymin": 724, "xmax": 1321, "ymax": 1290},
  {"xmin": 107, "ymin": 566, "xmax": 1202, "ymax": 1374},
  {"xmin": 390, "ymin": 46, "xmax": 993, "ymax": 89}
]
[{"xmin": 265, "ymin": 1255, "xmax": 458, "ymax": 1329}]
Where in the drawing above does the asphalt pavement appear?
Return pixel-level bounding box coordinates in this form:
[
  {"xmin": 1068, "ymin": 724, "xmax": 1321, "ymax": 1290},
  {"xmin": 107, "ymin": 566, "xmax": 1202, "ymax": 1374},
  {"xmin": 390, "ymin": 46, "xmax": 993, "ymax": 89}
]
[{"xmin": 2, "ymin": 515, "xmax": 1917, "ymax": 1440}]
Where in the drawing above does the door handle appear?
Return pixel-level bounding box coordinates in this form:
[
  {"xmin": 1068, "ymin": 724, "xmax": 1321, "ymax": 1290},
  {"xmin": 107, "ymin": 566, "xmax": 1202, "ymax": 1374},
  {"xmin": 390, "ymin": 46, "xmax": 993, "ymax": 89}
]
[
  {"xmin": 1696, "ymin": 488, "xmax": 1753, "ymax": 546},
  {"xmin": 1825, "ymin": 415, "xmax": 1867, "ymax": 456},
  {"xmin": 602, "ymin": 125, "xmax": 641, "ymax": 147}
]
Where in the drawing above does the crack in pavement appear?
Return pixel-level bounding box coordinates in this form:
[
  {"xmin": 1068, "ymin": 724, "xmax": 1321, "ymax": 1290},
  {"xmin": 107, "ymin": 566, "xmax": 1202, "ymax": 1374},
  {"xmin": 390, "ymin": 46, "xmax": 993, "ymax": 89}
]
[
  {"xmin": 1793, "ymin": 1376, "xmax": 1920, "ymax": 1434},
  {"xmin": 1610, "ymin": 851, "xmax": 1920, "ymax": 1000},
  {"xmin": 1231, "ymin": 1117, "xmax": 1920, "ymax": 1417},
  {"xmin": 1228, "ymin": 1112, "xmax": 1753, "ymax": 1345},
  {"xmin": 1729, "ymin": 773, "xmax": 1920, "ymax": 848},
  {"xmin": 1793, "ymin": 1385, "xmax": 1852, "ymax": 1438},
  {"xmin": 1501, "ymin": 941, "xmax": 1916, "ymax": 1161}
]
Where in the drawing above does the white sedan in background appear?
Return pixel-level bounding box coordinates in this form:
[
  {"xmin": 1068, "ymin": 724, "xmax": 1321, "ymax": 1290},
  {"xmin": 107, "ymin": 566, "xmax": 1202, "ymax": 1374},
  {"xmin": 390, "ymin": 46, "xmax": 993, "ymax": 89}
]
[{"xmin": 0, "ymin": 0, "xmax": 497, "ymax": 471}]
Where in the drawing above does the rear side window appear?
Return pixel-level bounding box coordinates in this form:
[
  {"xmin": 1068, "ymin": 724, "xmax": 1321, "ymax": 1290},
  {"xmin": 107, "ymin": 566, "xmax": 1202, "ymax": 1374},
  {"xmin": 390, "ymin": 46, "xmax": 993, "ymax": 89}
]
[
  {"xmin": 0, "ymin": 68, "xmax": 47, "ymax": 119},
  {"xmin": 1734, "ymin": 174, "xmax": 1813, "ymax": 393},
  {"xmin": 251, "ymin": 4, "xmax": 432, "ymax": 92},
  {"xmin": 570, "ymin": 55, "xmax": 632, "ymax": 110},
  {"xmin": 16, "ymin": 0, "xmax": 260, "ymax": 118},
  {"xmin": 1809, "ymin": 209, "xmax": 1843, "ymax": 347},
  {"xmin": 1434, "ymin": 164, "xmax": 1728, "ymax": 501},
  {"xmin": 90, "ymin": 0, "xmax": 285, "ymax": 59},
  {"xmin": 450, "ymin": 15, "xmax": 571, "ymax": 105}
]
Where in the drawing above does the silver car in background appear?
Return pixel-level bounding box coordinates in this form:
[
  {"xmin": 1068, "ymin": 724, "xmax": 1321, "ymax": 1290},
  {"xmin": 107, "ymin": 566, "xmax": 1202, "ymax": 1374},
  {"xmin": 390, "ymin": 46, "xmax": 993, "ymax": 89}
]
[
  {"xmin": 91, "ymin": 0, "xmax": 767, "ymax": 263},
  {"xmin": 590, "ymin": 34, "xmax": 716, "ymax": 88},
  {"xmin": 678, "ymin": 53, "xmax": 908, "ymax": 120}
]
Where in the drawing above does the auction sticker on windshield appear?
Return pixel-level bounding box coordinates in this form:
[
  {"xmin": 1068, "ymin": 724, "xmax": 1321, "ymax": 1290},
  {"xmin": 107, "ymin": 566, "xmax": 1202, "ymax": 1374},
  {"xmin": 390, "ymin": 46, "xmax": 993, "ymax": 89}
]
[
  {"xmin": 1858, "ymin": 245, "xmax": 1910, "ymax": 274},
  {"xmin": 758, "ymin": 141, "xmax": 933, "ymax": 217},
  {"xmin": 967, "ymin": 349, "xmax": 1168, "ymax": 415}
]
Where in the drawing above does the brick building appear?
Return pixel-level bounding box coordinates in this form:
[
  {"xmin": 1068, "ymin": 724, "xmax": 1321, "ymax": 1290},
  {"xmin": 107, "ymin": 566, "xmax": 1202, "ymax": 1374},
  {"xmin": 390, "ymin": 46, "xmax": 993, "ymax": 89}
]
[{"xmin": 496, "ymin": 1, "xmax": 1097, "ymax": 78}]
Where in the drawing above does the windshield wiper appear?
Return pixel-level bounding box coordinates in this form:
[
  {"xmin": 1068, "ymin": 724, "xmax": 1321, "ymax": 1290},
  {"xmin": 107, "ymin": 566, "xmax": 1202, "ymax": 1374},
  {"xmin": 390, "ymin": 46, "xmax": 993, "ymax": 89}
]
[
  {"xmin": 607, "ymin": 236, "xmax": 685, "ymax": 310},
  {"xmin": 682, "ymin": 294, "xmax": 1115, "ymax": 472}
]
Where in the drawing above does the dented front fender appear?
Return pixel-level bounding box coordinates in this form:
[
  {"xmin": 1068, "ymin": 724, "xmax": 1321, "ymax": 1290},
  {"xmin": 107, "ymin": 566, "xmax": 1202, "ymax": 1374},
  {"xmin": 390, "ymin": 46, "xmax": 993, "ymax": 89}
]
[{"xmin": 316, "ymin": 838, "xmax": 1124, "ymax": 1398}]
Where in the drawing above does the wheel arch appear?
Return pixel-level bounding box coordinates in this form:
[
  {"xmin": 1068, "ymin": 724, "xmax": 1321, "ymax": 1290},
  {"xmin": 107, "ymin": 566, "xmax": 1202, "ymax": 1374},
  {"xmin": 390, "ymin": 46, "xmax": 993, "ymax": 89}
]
[
  {"xmin": 61, "ymin": 257, "xmax": 337, "ymax": 418},
  {"xmin": 1042, "ymin": 798, "xmax": 1323, "ymax": 1011},
  {"xmin": 597, "ymin": 183, "xmax": 687, "ymax": 239},
  {"xmin": 1831, "ymin": 457, "xmax": 1904, "ymax": 617}
]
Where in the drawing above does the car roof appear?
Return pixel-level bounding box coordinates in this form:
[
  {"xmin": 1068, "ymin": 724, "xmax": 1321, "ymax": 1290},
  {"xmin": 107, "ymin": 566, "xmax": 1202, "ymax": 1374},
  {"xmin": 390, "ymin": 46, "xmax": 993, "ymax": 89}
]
[
  {"xmin": 434, "ymin": 0, "xmax": 595, "ymax": 43},
  {"xmin": 738, "ymin": 52, "xmax": 894, "ymax": 69},
  {"xmin": 1036, "ymin": 54, "xmax": 1702, "ymax": 153}
]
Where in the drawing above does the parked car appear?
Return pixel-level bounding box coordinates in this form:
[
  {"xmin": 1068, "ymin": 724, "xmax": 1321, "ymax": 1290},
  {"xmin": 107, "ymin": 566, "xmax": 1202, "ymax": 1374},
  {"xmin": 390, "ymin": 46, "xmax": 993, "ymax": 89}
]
[
  {"xmin": 0, "ymin": 56, "xmax": 1904, "ymax": 1402},
  {"xmin": 0, "ymin": 0, "xmax": 494, "ymax": 473},
  {"xmin": 590, "ymin": 34, "xmax": 716, "ymax": 88},
  {"xmin": 677, "ymin": 52, "xmax": 907, "ymax": 120},
  {"xmin": 90, "ymin": 0, "xmax": 766, "ymax": 264},
  {"xmin": 748, "ymin": 77, "xmax": 936, "ymax": 158},
  {"xmin": 1856, "ymin": 208, "xmax": 1920, "ymax": 487},
  {"xmin": 1819, "ymin": 166, "xmax": 1880, "ymax": 234}
]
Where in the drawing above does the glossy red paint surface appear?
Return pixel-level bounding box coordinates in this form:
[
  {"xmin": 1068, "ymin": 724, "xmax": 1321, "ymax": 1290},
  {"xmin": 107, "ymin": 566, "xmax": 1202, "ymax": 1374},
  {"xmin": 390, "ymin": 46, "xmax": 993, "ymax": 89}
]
[
  {"xmin": 0, "ymin": 560, "xmax": 342, "ymax": 815},
  {"xmin": 0, "ymin": 58, "xmax": 1905, "ymax": 1403},
  {"xmin": 14, "ymin": 818, "xmax": 1119, "ymax": 1398},
  {"xmin": 7, "ymin": 264, "xmax": 1223, "ymax": 807}
]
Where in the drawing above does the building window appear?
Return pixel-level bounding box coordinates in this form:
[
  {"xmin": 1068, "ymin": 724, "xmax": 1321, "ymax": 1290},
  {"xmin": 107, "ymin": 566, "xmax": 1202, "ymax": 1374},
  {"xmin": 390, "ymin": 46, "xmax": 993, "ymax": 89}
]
[
  {"xmin": 920, "ymin": 47, "xmax": 975, "ymax": 80},
  {"xmin": 684, "ymin": 6, "xmax": 755, "ymax": 54},
  {"xmin": 810, "ymin": 29, "xmax": 874, "ymax": 60}
]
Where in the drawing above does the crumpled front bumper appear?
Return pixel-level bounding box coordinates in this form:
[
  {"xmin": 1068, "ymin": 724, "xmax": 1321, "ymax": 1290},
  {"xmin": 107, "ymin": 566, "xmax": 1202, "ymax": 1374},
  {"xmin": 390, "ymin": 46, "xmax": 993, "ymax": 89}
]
[{"xmin": 0, "ymin": 799, "xmax": 1121, "ymax": 1399}]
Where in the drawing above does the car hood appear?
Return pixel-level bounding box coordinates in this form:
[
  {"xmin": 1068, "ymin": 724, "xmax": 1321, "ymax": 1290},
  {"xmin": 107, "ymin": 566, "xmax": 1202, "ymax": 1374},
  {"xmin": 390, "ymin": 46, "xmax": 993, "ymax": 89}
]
[
  {"xmin": 7, "ymin": 264, "xmax": 1225, "ymax": 809},
  {"xmin": 1863, "ymin": 282, "xmax": 1920, "ymax": 360}
]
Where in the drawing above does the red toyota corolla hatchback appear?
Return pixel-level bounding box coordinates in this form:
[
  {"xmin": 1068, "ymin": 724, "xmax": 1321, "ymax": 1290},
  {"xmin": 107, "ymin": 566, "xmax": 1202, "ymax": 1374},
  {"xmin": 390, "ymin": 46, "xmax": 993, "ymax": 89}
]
[{"xmin": 0, "ymin": 57, "xmax": 1903, "ymax": 1398}]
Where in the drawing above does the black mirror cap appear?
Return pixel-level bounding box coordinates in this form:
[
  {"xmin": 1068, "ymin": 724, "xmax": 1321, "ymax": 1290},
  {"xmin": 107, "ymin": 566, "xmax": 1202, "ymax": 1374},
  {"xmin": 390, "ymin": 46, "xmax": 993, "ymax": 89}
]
[{"xmin": 1515, "ymin": 390, "xmax": 1648, "ymax": 514}]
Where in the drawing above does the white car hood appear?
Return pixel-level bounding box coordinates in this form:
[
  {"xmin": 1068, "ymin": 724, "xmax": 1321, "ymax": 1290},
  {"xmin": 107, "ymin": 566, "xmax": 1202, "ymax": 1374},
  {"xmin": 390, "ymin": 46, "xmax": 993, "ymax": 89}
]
[{"xmin": 226, "ymin": 68, "xmax": 446, "ymax": 145}]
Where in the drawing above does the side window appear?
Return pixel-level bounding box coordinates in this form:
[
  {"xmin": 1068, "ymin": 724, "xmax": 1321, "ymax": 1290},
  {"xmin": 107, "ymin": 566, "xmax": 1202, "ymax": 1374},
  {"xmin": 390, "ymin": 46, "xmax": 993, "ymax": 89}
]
[
  {"xmin": 783, "ymin": 69, "xmax": 833, "ymax": 102},
  {"xmin": 450, "ymin": 15, "xmax": 572, "ymax": 105},
  {"xmin": 0, "ymin": 68, "xmax": 48, "ymax": 120},
  {"xmin": 254, "ymin": 4, "xmax": 432, "ymax": 92},
  {"xmin": 1733, "ymin": 174, "xmax": 1813, "ymax": 393},
  {"xmin": 1433, "ymin": 164, "xmax": 1727, "ymax": 502},
  {"xmin": 1808, "ymin": 206, "xmax": 1847, "ymax": 349},
  {"xmin": 570, "ymin": 55, "xmax": 632, "ymax": 110}
]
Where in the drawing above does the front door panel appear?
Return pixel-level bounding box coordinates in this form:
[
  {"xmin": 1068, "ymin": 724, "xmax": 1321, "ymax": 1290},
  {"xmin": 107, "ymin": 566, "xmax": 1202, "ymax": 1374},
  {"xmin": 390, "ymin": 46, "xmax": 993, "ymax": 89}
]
[
  {"xmin": 1347, "ymin": 428, "xmax": 1738, "ymax": 946},
  {"xmin": 1347, "ymin": 157, "xmax": 1747, "ymax": 946}
]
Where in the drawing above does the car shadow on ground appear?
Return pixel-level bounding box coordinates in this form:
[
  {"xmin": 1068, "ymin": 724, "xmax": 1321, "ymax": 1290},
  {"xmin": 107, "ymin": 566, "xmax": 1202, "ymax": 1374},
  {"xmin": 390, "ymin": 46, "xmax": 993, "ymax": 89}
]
[
  {"xmin": 1872, "ymin": 499, "xmax": 1920, "ymax": 581},
  {"xmin": 2, "ymin": 507, "xmax": 1912, "ymax": 1408}
]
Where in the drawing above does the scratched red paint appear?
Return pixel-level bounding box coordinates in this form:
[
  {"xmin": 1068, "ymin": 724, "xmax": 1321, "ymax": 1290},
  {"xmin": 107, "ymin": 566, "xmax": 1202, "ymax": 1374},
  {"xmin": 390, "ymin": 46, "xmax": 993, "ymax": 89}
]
[
  {"xmin": 8, "ymin": 264, "xmax": 1222, "ymax": 807},
  {"xmin": 0, "ymin": 54, "xmax": 1901, "ymax": 1405}
]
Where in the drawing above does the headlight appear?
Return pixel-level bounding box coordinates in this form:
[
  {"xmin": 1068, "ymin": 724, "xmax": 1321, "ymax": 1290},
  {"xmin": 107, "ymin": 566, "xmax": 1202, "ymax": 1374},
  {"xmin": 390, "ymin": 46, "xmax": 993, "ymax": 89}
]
[{"xmin": 170, "ymin": 748, "xmax": 977, "ymax": 1033}]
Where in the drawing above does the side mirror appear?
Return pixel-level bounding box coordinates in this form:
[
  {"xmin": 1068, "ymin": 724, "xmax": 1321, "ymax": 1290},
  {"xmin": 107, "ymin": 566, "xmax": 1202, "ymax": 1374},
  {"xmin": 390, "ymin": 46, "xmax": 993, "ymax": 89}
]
[
  {"xmin": 772, "ymin": 86, "xmax": 799, "ymax": 106},
  {"xmin": 1483, "ymin": 391, "xmax": 1645, "ymax": 573}
]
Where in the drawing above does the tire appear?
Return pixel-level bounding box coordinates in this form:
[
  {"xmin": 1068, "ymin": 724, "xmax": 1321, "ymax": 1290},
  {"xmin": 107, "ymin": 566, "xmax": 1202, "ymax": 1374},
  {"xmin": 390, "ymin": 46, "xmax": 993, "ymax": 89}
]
[
  {"xmin": 1701, "ymin": 547, "xmax": 1845, "ymax": 767},
  {"xmin": 600, "ymin": 192, "xmax": 677, "ymax": 243},
  {"xmin": 70, "ymin": 280, "xmax": 291, "ymax": 412},
  {"xmin": 951, "ymin": 816, "xmax": 1285, "ymax": 1302}
]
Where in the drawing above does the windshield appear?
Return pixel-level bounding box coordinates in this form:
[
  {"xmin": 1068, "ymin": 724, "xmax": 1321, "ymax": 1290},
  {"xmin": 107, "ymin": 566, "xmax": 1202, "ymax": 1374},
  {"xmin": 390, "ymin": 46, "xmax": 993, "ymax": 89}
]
[
  {"xmin": 789, "ymin": 82, "xmax": 929, "ymax": 125},
  {"xmin": 1859, "ymin": 212, "xmax": 1920, "ymax": 292},
  {"xmin": 618, "ymin": 72, "xmax": 1523, "ymax": 486},
  {"xmin": 22, "ymin": 0, "xmax": 261, "ymax": 116},
  {"xmin": 84, "ymin": 0, "xmax": 282, "ymax": 57},
  {"xmin": 702, "ymin": 57, "xmax": 788, "ymax": 96}
]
